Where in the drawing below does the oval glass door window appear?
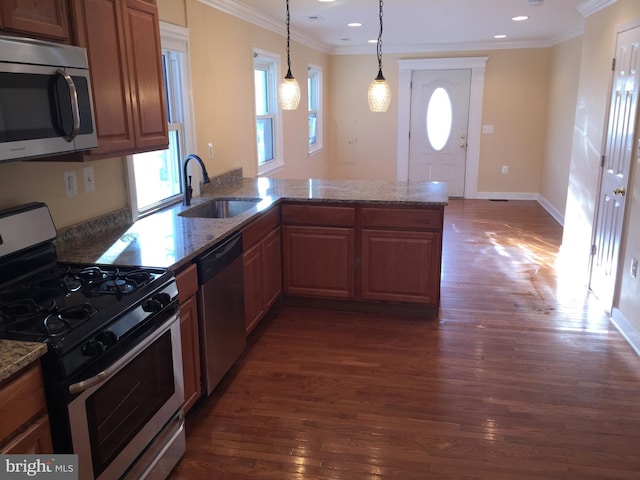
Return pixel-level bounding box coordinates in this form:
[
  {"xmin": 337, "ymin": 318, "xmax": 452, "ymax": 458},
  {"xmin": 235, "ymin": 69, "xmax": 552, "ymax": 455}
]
[{"xmin": 426, "ymin": 87, "xmax": 452, "ymax": 151}]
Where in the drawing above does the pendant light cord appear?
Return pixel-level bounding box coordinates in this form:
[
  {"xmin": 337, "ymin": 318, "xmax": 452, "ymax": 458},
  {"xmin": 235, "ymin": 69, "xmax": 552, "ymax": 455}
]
[
  {"xmin": 285, "ymin": 0, "xmax": 293, "ymax": 78},
  {"xmin": 376, "ymin": 0, "xmax": 385, "ymax": 80}
]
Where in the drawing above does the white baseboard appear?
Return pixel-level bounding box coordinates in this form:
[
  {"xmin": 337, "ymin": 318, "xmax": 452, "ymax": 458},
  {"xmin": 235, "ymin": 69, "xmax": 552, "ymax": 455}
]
[
  {"xmin": 473, "ymin": 191, "xmax": 538, "ymax": 201},
  {"xmin": 611, "ymin": 308, "xmax": 640, "ymax": 358},
  {"xmin": 537, "ymin": 195, "xmax": 565, "ymax": 226}
]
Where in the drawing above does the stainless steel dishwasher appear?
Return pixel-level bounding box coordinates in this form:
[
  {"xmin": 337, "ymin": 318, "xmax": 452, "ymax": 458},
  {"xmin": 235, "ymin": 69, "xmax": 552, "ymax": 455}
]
[{"xmin": 197, "ymin": 231, "xmax": 246, "ymax": 396}]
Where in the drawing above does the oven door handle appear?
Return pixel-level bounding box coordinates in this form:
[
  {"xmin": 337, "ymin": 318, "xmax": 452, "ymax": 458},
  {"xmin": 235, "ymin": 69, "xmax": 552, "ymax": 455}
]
[{"xmin": 69, "ymin": 312, "xmax": 179, "ymax": 395}]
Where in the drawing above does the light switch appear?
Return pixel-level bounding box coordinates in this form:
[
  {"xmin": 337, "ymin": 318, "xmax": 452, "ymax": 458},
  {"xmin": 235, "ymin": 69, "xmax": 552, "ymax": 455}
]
[
  {"xmin": 83, "ymin": 166, "xmax": 95, "ymax": 192},
  {"xmin": 483, "ymin": 124, "xmax": 494, "ymax": 134},
  {"xmin": 64, "ymin": 171, "xmax": 78, "ymax": 197}
]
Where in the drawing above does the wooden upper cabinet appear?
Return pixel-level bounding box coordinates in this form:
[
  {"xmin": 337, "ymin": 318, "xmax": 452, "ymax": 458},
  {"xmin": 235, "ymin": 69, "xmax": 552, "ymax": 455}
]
[
  {"xmin": 123, "ymin": 0, "xmax": 167, "ymax": 151},
  {"xmin": 0, "ymin": 0, "xmax": 71, "ymax": 41},
  {"xmin": 69, "ymin": 0, "xmax": 167, "ymax": 160}
]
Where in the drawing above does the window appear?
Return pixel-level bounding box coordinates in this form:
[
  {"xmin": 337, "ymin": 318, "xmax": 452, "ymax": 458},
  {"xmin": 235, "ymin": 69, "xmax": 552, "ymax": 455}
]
[
  {"xmin": 254, "ymin": 50, "xmax": 283, "ymax": 176},
  {"xmin": 308, "ymin": 65, "xmax": 322, "ymax": 154},
  {"xmin": 127, "ymin": 23, "xmax": 194, "ymax": 219}
]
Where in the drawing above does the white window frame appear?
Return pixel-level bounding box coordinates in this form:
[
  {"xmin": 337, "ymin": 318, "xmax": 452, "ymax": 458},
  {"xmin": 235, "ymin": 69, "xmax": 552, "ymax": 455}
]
[
  {"xmin": 126, "ymin": 22, "xmax": 196, "ymax": 220},
  {"xmin": 253, "ymin": 48, "xmax": 284, "ymax": 177},
  {"xmin": 308, "ymin": 64, "xmax": 323, "ymax": 155}
]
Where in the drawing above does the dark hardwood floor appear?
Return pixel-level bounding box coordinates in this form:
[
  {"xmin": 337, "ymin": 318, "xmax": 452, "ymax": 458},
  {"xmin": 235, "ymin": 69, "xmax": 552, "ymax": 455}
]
[{"xmin": 170, "ymin": 199, "xmax": 640, "ymax": 479}]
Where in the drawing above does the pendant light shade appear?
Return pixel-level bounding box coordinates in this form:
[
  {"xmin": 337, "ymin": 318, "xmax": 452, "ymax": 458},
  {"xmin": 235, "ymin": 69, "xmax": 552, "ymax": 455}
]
[
  {"xmin": 368, "ymin": 0, "xmax": 390, "ymax": 112},
  {"xmin": 279, "ymin": 0, "xmax": 300, "ymax": 110}
]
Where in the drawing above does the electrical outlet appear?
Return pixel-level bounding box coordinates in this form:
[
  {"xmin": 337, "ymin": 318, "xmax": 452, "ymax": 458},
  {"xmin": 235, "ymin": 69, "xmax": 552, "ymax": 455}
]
[
  {"xmin": 631, "ymin": 257, "xmax": 638, "ymax": 279},
  {"xmin": 64, "ymin": 171, "xmax": 78, "ymax": 197},
  {"xmin": 83, "ymin": 166, "xmax": 95, "ymax": 192},
  {"xmin": 501, "ymin": 165, "xmax": 509, "ymax": 174},
  {"xmin": 482, "ymin": 124, "xmax": 494, "ymax": 134}
]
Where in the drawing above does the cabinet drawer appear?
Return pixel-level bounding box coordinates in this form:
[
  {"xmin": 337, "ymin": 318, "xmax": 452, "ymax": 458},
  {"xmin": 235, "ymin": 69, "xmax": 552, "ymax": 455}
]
[
  {"xmin": 243, "ymin": 206, "xmax": 280, "ymax": 250},
  {"xmin": 360, "ymin": 206, "xmax": 442, "ymax": 230},
  {"xmin": 0, "ymin": 362, "xmax": 47, "ymax": 445},
  {"xmin": 282, "ymin": 203, "xmax": 355, "ymax": 227},
  {"xmin": 176, "ymin": 263, "xmax": 198, "ymax": 303}
]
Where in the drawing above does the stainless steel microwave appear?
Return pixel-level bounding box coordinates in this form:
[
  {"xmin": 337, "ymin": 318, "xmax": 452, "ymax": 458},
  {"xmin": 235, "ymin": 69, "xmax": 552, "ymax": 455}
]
[{"xmin": 0, "ymin": 35, "xmax": 97, "ymax": 162}]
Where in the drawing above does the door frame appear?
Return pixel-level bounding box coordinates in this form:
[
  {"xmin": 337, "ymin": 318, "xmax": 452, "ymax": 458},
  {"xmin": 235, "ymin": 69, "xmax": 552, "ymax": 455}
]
[{"xmin": 396, "ymin": 57, "xmax": 488, "ymax": 198}]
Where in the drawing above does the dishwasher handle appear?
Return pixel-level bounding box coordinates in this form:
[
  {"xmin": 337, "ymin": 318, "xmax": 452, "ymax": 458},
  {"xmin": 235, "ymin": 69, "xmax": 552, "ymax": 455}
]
[{"xmin": 197, "ymin": 232, "xmax": 243, "ymax": 284}]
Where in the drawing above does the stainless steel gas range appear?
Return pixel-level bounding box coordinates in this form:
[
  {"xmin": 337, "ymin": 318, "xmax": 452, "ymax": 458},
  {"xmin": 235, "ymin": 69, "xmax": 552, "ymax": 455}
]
[{"xmin": 0, "ymin": 202, "xmax": 185, "ymax": 479}]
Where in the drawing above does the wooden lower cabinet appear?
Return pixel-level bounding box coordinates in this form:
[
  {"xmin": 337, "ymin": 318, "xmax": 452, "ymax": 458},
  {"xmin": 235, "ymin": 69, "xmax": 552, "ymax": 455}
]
[
  {"xmin": 280, "ymin": 202, "xmax": 443, "ymax": 313},
  {"xmin": 0, "ymin": 362, "xmax": 53, "ymax": 454},
  {"xmin": 243, "ymin": 207, "xmax": 282, "ymax": 334},
  {"xmin": 176, "ymin": 263, "xmax": 201, "ymax": 414},
  {"xmin": 361, "ymin": 229, "xmax": 441, "ymax": 304},
  {"xmin": 282, "ymin": 225, "xmax": 355, "ymax": 299},
  {"xmin": 360, "ymin": 206, "xmax": 443, "ymax": 307},
  {"xmin": 2, "ymin": 416, "xmax": 53, "ymax": 454}
]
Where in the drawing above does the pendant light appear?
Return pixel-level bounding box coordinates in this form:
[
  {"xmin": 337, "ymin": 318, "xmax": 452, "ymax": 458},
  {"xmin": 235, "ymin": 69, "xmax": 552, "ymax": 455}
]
[
  {"xmin": 279, "ymin": 0, "xmax": 301, "ymax": 110},
  {"xmin": 368, "ymin": 0, "xmax": 391, "ymax": 112}
]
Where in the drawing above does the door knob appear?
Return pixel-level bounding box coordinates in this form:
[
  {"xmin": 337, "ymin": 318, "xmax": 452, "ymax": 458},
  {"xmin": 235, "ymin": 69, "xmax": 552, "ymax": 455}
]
[{"xmin": 613, "ymin": 187, "xmax": 626, "ymax": 197}]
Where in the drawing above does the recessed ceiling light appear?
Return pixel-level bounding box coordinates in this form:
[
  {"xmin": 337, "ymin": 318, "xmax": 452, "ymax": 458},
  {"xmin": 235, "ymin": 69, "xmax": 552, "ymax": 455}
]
[
  {"xmin": 348, "ymin": 22, "xmax": 362, "ymax": 27},
  {"xmin": 318, "ymin": 0, "xmax": 335, "ymax": 2},
  {"xmin": 368, "ymin": 39, "xmax": 377, "ymax": 44},
  {"xmin": 494, "ymin": 34, "xmax": 507, "ymax": 39},
  {"xmin": 512, "ymin": 15, "xmax": 529, "ymax": 21}
]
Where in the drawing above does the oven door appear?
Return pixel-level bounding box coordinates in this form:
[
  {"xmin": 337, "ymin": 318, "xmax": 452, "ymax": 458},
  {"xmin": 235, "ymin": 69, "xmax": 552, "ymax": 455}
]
[{"xmin": 67, "ymin": 311, "xmax": 185, "ymax": 480}]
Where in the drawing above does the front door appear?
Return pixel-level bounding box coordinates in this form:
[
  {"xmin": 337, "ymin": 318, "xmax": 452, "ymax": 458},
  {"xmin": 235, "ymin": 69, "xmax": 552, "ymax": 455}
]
[
  {"xmin": 589, "ymin": 26, "xmax": 640, "ymax": 308},
  {"xmin": 409, "ymin": 69, "xmax": 471, "ymax": 197}
]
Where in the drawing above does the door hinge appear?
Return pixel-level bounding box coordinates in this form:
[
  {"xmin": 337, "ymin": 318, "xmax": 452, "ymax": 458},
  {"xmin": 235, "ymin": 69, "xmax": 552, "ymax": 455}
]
[
  {"xmin": 591, "ymin": 244, "xmax": 597, "ymax": 256},
  {"xmin": 612, "ymin": 57, "xmax": 616, "ymax": 71}
]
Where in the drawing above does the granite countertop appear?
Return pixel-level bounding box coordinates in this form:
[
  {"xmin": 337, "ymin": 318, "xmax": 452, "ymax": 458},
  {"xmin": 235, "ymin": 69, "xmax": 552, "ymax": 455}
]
[
  {"xmin": 56, "ymin": 177, "xmax": 449, "ymax": 272},
  {"xmin": 0, "ymin": 340, "xmax": 47, "ymax": 383}
]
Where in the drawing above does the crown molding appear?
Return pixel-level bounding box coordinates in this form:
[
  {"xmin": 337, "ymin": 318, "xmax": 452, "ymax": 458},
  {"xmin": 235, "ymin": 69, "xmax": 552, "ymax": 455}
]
[
  {"xmin": 577, "ymin": 0, "xmax": 618, "ymax": 17},
  {"xmin": 197, "ymin": 0, "xmax": 331, "ymax": 53}
]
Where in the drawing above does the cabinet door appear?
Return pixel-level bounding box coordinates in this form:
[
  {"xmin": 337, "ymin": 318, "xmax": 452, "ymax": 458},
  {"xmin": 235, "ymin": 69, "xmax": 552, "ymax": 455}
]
[
  {"xmin": 72, "ymin": 0, "xmax": 136, "ymax": 156},
  {"xmin": 0, "ymin": 0, "xmax": 70, "ymax": 40},
  {"xmin": 123, "ymin": 0, "xmax": 168, "ymax": 151},
  {"xmin": 282, "ymin": 226, "xmax": 354, "ymax": 299},
  {"xmin": 243, "ymin": 242, "xmax": 265, "ymax": 334},
  {"xmin": 1, "ymin": 417, "xmax": 53, "ymax": 454},
  {"xmin": 263, "ymin": 227, "xmax": 282, "ymax": 310},
  {"xmin": 361, "ymin": 229, "xmax": 441, "ymax": 304},
  {"xmin": 179, "ymin": 295, "xmax": 201, "ymax": 413}
]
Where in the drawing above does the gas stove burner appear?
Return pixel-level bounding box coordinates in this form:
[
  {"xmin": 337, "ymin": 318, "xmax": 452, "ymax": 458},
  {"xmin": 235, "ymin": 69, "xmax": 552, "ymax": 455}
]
[
  {"xmin": 32, "ymin": 265, "xmax": 83, "ymax": 294},
  {"xmin": 85, "ymin": 269, "xmax": 153, "ymax": 298},
  {"xmin": 44, "ymin": 303, "xmax": 98, "ymax": 336},
  {"xmin": 0, "ymin": 298, "xmax": 52, "ymax": 333}
]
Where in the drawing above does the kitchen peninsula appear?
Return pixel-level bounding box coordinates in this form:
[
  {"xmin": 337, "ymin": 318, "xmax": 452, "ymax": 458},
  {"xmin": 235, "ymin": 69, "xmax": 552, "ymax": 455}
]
[{"xmin": 0, "ymin": 176, "xmax": 447, "ymax": 454}]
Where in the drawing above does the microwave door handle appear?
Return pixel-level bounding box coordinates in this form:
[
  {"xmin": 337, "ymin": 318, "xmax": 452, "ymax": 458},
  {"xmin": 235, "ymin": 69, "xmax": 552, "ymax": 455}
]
[{"xmin": 56, "ymin": 69, "xmax": 80, "ymax": 141}]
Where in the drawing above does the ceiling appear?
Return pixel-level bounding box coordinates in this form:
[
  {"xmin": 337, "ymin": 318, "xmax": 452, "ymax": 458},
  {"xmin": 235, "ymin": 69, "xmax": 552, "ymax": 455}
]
[{"xmin": 221, "ymin": 0, "xmax": 589, "ymax": 54}]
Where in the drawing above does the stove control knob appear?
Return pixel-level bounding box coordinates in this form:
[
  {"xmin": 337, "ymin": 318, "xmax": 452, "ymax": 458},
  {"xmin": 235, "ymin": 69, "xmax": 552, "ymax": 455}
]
[
  {"xmin": 142, "ymin": 298, "xmax": 162, "ymax": 313},
  {"xmin": 81, "ymin": 339, "xmax": 105, "ymax": 357},
  {"xmin": 96, "ymin": 330, "xmax": 118, "ymax": 349},
  {"xmin": 154, "ymin": 292, "xmax": 172, "ymax": 308}
]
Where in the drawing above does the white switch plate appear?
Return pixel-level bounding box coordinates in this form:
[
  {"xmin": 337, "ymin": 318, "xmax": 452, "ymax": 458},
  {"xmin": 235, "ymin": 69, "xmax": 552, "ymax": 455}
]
[
  {"xmin": 64, "ymin": 171, "xmax": 78, "ymax": 197},
  {"xmin": 631, "ymin": 257, "xmax": 638, "ymax": 279},
  {"xmin": 83, "ymin": 166, "xmax": 95, "ymax": 192},
  {"xmin": 208, "ymin": 142, "xmax": 214, "ymax": 158},
  {"xmin": 501, "ymin": 165, "xmax": 509, "ymax": 174},
  {"xmin": 483, "ymin": 124, "xmax": 494, "ymax": 134}
]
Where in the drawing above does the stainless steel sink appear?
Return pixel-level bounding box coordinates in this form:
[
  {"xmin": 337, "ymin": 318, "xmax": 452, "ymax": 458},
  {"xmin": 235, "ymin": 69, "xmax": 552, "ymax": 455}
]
[{"xmin": 179, "ymin": 198, "xmax": 262, "ymax": 219}]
